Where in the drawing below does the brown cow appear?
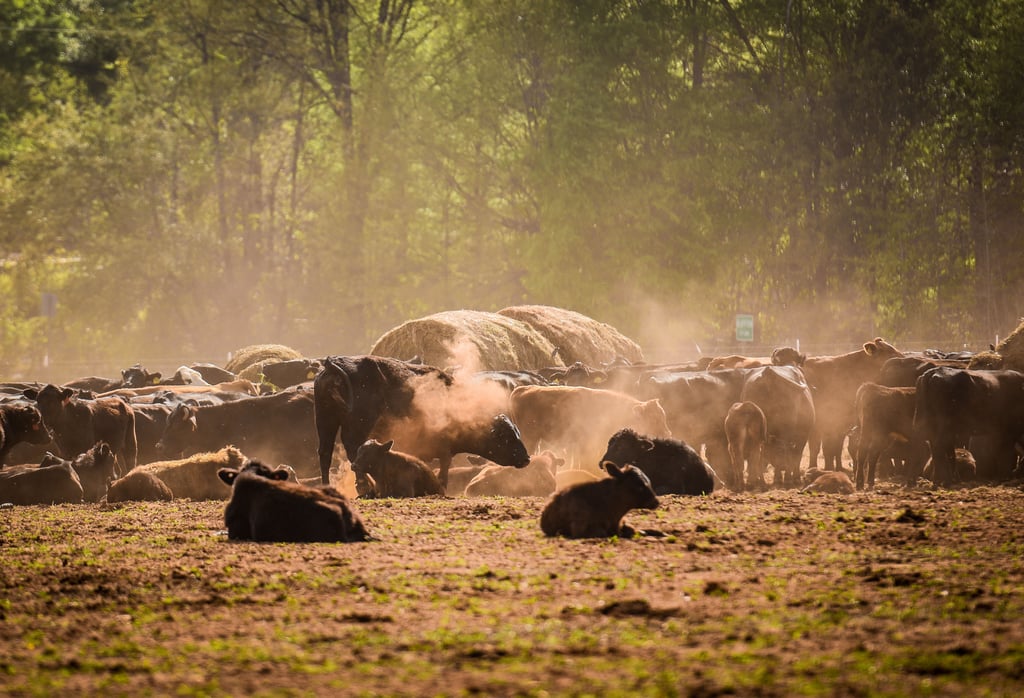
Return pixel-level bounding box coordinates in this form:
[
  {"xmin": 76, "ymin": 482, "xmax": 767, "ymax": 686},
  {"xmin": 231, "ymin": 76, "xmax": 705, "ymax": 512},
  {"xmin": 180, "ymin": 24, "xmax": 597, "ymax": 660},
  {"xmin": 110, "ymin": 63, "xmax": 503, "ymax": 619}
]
[
  {"xmin": 351, "ymin": 439, "xmax": 444, "ymax": 498},
  {"xmin": 853, "ymin": 383, "xmax": 926, "ymax": 489},
  {"xmin": 801, "ymin": 471, "xmax": 855, "ymax": 494},
  {"xmin": 724, "ymin": 401, "xmax": 767, "ymax": 491},
  {"xmin": 801, "ymin": 338, "xmax": 903, "ymax": 471},
  {"xmin": 106, "ymin": 470, "xmax": 174, "ymax": 502},
  {"xmin": 23, "ymin": 384, "xmax": 138, "ymax": 477},
  {"xmin": 509, "ymin": 385, "xmax": 671, "ymax": 471}
]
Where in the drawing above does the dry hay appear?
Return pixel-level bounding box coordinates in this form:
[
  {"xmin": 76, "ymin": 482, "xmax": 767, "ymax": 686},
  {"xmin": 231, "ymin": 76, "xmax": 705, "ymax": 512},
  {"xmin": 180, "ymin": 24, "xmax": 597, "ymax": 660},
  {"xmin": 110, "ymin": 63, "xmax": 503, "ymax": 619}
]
[
  {"xmin": 369, "ymin": 310, "xmax": 561, "ymax": 371},
  {"xmin": 225, "ymin": 344, "xmax": 302, "ymax": 375},
  {"xmin": 497, "ymin": 305, "xmax": 644, "ymax": 366},
  {"xmin": 967, "ymin": 350, "xmax": 1004, "ymax": 370},
  {"xmin": 995, "ymin": 318, "xmax": 1024, "ymax": 371}
]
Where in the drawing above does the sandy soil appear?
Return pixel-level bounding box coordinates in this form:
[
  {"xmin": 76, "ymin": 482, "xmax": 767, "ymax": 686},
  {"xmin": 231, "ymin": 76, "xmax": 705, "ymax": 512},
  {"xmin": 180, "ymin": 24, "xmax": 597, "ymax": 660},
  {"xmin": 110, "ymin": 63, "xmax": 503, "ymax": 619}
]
[{"xmin": 2, "ymin": 483, "xmax": 1023, "ymax": 696}]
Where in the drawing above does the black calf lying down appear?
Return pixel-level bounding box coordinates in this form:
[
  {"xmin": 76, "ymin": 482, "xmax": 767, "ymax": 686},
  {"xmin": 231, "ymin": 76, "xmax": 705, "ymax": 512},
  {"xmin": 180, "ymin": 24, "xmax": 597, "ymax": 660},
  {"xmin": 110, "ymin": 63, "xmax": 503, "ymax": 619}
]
[
  {"xmin": 540, "ymin": 462, "xmax": 659, "ymax": 539},
  {"xmin": 218, "ymin": 461, "xmax": 371, "ymax": 543}
]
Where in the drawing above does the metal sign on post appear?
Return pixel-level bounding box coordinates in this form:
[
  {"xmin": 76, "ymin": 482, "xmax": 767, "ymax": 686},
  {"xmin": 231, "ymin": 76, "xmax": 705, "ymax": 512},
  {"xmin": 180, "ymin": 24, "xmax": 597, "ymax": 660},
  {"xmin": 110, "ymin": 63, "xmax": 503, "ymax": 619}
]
[{"xmin": 736, "ymin": 314, "xmax": 754, "ymax": 342}]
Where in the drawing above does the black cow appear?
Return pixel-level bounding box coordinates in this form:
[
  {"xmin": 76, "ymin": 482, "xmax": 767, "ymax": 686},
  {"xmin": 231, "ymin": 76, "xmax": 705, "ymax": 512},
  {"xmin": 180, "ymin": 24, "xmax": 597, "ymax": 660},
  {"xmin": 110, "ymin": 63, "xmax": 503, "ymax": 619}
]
[
  {"xmin": 599, "ymin": 428, "xmax": 714, "ymax": 496},
  {"xmin": 154, "ymin": 390, "xmax": 317, "ymax": 476},
  {"xmin": 314, "ymin": 356, "xmax": 455, "ymax": 484},
  {"xmin": 217, "ymin": 460, "xmax": 371, "ymax": 542},
  {"xmin": 739, "ymin": 365, "xmax": 815, "ymax": 488},
  {"xmin": 23, "ymin": 384, "xmax": 137, "ymax": 477},
  {"xmin": 637, "ymin": 368, "xmax": 751, "ymax": 476},
  {"xmin": 914, "ymin": 367, "xmax": 1024, "ymax": 484},
  {"xmin": 540, "ymin": 462, "xmax": 660, "ymax": 539},
  {"xmin": 0, "ymin": 402, "xmax": 51, "ymax": 467},
  {"xmin": 878, "ymin": 355, "xmax": 970, "ymax": 388}
]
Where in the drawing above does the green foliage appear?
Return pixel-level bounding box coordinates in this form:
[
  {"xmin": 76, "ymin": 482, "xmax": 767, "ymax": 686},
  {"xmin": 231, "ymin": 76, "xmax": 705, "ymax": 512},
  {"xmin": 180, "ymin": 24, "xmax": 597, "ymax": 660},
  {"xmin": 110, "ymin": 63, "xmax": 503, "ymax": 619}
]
[{"xmin": 0, "ymin": 0, "xmax": 1021, "ymax": 375}]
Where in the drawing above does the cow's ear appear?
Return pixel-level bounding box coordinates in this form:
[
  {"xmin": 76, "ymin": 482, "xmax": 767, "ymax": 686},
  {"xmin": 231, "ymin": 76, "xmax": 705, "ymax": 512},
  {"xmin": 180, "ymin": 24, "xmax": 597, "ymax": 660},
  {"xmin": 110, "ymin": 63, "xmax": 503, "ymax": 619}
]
[
  {"xmin": 23, "ymin": 389, "xmax": 37, "ymax": 400},
  {"xmin": 640, "ymin": 438, "xmax": 655, "ymax": 452},
  {"xmin": 150, "ymin": 373, "xmax": 162, "ymax": 384},
  {"xmin": 605, "ymin": 462, "xmax": 623, "ymax": 477},
  {"xmin": 270, "ymin": 468, "xmax": 290, "ymax": 481},
  {"xmin": 187, "ymin": 415, "xmax": 198, "ymax": 430},
  {"xmin": 863, "ymin": 341, "xmax": 876, "ymax": 355},
  {"xmin": 218, "ymin": 468, "xmax": 239, "ymax": 485},
  {"xmin": 382, "ymin": 440, "xmax": 395, "ymax": 452},
  {"xmin": 60, "ymin": 388, "xmax": 75, "ymax": 402}
]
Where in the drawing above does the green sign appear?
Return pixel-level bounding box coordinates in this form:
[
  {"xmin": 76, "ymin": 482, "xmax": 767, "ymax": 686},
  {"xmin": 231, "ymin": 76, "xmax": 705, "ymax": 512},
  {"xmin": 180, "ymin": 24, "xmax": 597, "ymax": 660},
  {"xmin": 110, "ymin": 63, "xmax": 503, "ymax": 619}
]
[{"xmin": 736, "ymin": 314, "xmax": 754, "ymax": 342}]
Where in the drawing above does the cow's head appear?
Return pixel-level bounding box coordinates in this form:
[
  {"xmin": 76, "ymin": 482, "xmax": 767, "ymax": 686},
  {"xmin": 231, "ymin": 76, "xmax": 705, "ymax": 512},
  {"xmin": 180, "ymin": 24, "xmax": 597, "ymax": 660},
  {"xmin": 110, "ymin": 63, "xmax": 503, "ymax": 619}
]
[
  {"xmin": 218, "ymin": 460, "xmax": 291, "ymax": 487},
  {"xmin": 475, "ymin": 415, "xmax": 530, "ymax": 468}
]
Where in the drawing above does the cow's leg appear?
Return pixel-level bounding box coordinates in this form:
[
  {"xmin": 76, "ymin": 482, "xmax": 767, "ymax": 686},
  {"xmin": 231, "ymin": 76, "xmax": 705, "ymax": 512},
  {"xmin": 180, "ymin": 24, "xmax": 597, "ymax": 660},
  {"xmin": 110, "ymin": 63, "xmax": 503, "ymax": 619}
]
[
  {"xmin": 315, "ymin": 414, "xmax": 342, "ymax": 485},
  {"xmin": 437, "ymin": 454, "xmax": 452, "ymax": 493}
]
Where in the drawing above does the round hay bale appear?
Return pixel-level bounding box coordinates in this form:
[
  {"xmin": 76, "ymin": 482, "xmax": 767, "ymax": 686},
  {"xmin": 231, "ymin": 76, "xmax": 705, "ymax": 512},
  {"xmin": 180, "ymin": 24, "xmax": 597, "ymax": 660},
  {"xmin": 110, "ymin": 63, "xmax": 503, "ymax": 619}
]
[
  {"xmin": 225, "ymin": 343, "xmax": 303, "ymax": 374},
  {"xmin": 370, "ymin": 310, "xmax": 561, "ymax": 371},
  {"xmin": 497, "ymin": 305, "xmax": 644, "ymax": 366}
]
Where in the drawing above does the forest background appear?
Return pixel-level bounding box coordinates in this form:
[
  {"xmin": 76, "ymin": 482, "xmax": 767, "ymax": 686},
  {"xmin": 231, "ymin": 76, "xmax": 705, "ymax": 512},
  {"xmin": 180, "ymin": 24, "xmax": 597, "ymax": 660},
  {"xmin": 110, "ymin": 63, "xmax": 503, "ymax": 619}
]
[{"xmin": 1, "ymin": 0, "xmax": 1022, "ymax": 379}]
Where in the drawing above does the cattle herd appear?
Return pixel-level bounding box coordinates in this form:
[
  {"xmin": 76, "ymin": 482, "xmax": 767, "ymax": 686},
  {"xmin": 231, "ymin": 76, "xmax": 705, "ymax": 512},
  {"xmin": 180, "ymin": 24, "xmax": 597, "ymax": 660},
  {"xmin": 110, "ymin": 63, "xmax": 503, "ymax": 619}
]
[{"xmin": 1, "ymin": 338, "xmax": 1022, "ymax": 541}]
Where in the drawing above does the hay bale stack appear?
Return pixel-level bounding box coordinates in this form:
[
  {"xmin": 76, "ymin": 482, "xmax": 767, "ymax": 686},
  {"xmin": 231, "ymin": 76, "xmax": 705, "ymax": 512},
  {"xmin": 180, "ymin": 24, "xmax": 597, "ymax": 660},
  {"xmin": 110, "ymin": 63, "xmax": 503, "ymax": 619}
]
[
  {"xmin": 225, "ymin": 344, "xmax": 302, "ymax": 375},
  {"xmin": 370, "ymin": 310, "xmax": 561, "ymax": 371},
  {"xmin": 497, "ymin": 305, "xmax": 644, "ymax": 366}
]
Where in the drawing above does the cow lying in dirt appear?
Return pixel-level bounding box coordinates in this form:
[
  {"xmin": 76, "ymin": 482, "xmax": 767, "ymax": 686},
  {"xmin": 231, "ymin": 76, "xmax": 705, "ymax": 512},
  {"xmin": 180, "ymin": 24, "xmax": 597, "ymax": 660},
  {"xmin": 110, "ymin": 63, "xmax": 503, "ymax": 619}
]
[
  {"xmin": 218, "ymin": 460, "xmax": 371, "ymax": 543},
  {"xmin": 464, "ymin": 450, "xmax": 561, "ymax": 497},
  {"xmin": 351, "ymin": 439, "xmax": 444, "ymax": 498},
  {"xmin": 800, "ymin": 471, "xmax": 855, "ymax": 494},
  {"xmin": 0, "ymin": 462, "xmax": 83, "ymax": 504},
  {"xmin": 133, "ymin": 446, "xmax": 249, "ymax": 500},
  {"xmin": 540, "ymin": 462, "xmax": 659, "ymax": 539},
  {"xmin": 106, "ymin": 470, "xmax": 174, "ymax": 502},
  {"xmin": 599, "ymin": 428, "xmax": 715, "ymax": 496},
  {"xmin": 38, "ymin": 442, "xmax": 116, "ymax": 502}
]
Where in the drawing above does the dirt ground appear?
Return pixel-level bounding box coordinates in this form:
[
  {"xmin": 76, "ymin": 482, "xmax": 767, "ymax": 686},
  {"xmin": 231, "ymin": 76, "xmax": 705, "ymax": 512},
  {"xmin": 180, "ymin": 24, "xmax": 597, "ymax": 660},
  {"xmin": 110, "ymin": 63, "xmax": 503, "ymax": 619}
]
[{"xmin": 2, "ymin": 483, "xmax": 1023, "ymax": 696}]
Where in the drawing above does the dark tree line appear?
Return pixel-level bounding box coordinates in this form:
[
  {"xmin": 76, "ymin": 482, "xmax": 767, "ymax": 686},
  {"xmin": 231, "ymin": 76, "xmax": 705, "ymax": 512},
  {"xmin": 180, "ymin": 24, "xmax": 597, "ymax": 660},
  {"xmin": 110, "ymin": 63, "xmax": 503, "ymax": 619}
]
[{"xmin": 1, "ymin": 0, "xmax": 1021, "ymax": 376}]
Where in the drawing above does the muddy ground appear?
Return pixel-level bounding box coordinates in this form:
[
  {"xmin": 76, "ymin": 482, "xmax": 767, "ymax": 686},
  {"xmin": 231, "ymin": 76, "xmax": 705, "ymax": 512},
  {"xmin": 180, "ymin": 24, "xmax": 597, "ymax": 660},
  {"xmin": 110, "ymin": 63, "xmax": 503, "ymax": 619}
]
[{"xmin": 2, "ymin": 483, "xmax": 1023, "ymax": 696}]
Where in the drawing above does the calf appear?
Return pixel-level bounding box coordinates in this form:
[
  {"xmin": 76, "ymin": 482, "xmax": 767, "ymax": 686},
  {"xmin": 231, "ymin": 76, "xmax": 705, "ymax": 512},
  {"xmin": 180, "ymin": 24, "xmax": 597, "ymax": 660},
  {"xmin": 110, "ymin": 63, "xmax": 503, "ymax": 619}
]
[
  {"xmin": 540, "ymin": 463, "xmax": 659, "ymax": 539},
  {"xmin": 600, "ymin": 428, "xmax": 715, "ymax": 496},
  {"xmin": 801, "ymin": 471, "xmax": 855, "ymax": 494},
  {"xmin": 0, "ymin": 463, "xmax": 83, "ymax": 505},
  {"xmin": 22, "ymin": 384, "xmax": 137, "ymax": 477},
  {"xmin": 134, "ymin": 446, "xmax": 248, "ymax": 500},
  {"xmin": 464, "ymin": 450, "xmax": 561, "ymax": 498},
  {"xmin": 724, "ymin": 401, "xmax": 767, "ymax": 491},
  {"xmin": 0, "ymin": 402, "xmax": 51, "ymax": 467},
  {"xmin": 351, "ymin": 439, "xmax": 444, "ymax": 498},
  {"xmin": 217, "ymin": 460, "xmax": 371, "ymax": 542},
  {"xmin": 64, "ymin": 442, "xmax": 117, "ymax": 502},
  {"xmin": 106, "ymin": 470, "xmax": 174, "ymax": 502}
]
